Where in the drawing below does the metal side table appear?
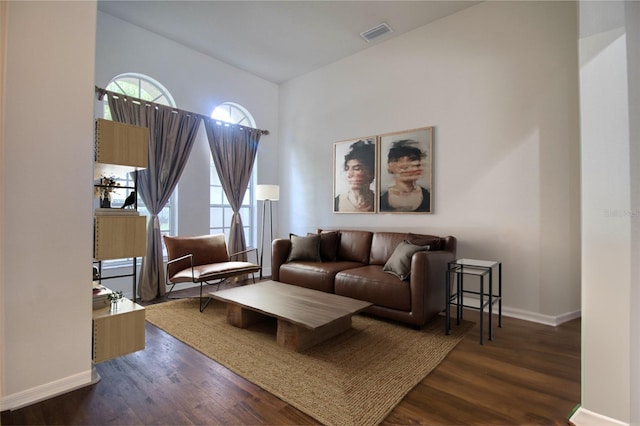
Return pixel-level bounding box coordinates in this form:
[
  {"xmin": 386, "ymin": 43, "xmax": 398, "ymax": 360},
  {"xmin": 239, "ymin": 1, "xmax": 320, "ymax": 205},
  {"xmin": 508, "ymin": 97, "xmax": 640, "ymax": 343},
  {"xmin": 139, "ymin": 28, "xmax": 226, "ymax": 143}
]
[{"xmin": 445, "ymin": 258, "xmax": 502, "ymax": 344}]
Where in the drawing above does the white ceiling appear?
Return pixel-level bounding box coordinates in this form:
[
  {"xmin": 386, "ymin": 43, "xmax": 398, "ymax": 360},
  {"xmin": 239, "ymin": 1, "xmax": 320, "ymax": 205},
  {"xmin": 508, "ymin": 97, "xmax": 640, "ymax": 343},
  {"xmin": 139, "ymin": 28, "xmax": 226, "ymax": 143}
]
[{"xmin": 97, "ymin": 1, "xmax": 480, "ymax": 84}]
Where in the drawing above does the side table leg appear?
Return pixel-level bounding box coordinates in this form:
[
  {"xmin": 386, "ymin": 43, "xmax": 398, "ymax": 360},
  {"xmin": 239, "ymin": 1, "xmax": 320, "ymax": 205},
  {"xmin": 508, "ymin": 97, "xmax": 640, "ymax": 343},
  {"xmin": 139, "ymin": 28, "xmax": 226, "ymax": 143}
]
[
  {"xmin": 456, "ymin": 270, "xmax": 462, "ymax": 325},
  {"xmin": 499, "ymin": 263, "xmax": 503, "ymax": 328},
  {"xmin": 488, "ymin": 269, "xmax": 493, "ymax": 341},
  {"xmin": 479, "ymin": 275, "xmax": 484, "ymax": 345},
  {"xmin": 445, "ymin": 269, "xmax": 451, "ymax": 335}
]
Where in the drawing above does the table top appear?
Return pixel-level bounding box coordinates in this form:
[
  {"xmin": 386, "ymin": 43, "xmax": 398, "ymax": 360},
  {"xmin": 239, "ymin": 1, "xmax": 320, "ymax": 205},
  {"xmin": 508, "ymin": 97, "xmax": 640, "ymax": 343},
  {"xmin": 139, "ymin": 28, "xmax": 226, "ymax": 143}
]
[
  {"xmin": 450, "ymin": 258, "xmax": 500, "ymax": 268},
  {"xmin": 209, "ymin": 280, "xmax": 373, "ymax": 330}
]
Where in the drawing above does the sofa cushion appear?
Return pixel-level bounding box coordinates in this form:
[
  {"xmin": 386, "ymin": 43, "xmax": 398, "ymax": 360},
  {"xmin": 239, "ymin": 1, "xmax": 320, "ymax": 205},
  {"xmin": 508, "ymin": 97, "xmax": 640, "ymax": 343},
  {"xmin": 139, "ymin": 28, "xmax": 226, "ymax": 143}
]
[
  {"xmin": 280, "ymin": 261, "xmax": 364, "ymax": 293},
  {"xmin": 286, "ymin": 234, "xmax": 321, "ymax": 262},
  {"xmin": 369, "ymin": 232, "xmax": 409, "ymax": 265},
  {"xmin": 407, "ymin": 233, "xmax": 443, "ymax": 250},
  {"xmin": 308, "ymin": 231, "xmax": 340, "ymax": 262},
  {"xmin": 383, "ymin": 240, "xmax": 431, "ymax": 280},
  {"xmin": 335, "ymin": 265, "xmax": 411, "ymax": 311},
  {"xmin": 334, "ymin": 230, "xmax": 373, "ymax": 264}
]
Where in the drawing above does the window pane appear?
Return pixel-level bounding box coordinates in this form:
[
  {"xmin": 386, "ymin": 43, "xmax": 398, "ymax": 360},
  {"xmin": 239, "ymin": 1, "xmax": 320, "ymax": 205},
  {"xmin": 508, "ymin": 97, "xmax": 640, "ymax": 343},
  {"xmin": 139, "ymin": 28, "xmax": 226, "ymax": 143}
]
[
  {"xmin": 224, "ymin": 207, "xmax": 234, "ymax": 227},
  {"xmin": 157, "ymin": 208, "xmax": 171, "ymax": 233},
  {"xmin": 243, "ymin": 226, "xmax": 251, "ymax": 247},
  {"xmin": 210, "ymin": 207, "xmax": 223, "ymax": 228},
  {"xmin": 210, "ymin": 166, "xmax": 221, "ymax": 185},
  {"xmin": 239, "ymin": 206, "xmax": 249, "ymax": 225},
  {"xmin": 210, "ymin": 186, "xmax": 224, "ymax": 205}
]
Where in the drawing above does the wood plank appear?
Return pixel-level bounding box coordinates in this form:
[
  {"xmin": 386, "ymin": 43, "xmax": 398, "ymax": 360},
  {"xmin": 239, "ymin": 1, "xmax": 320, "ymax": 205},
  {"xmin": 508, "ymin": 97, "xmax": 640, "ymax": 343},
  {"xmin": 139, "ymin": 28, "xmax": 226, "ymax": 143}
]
[
  {"xmin": 95, "ymin": 118, "xmax": 148, "ymax": 168},
  {"xmin": 94, "ymin": 215, "xmax": 147, "ymax": 260}
]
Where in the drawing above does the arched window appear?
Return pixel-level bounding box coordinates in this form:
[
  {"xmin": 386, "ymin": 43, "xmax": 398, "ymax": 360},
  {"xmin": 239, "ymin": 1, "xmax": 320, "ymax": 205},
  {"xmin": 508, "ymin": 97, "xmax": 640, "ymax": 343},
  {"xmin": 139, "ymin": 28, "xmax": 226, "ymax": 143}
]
[
  {"xmin": 104, "ymin": 73, "xmax": 175, "ymax": 120},
  {"xmin": 209, "ymin": 102, "xmax": 257, "ymax": 247},
  {"xmin": 211, "ymin": 102, "xmax": 255, "ymax": 127},
  {"xmin": 103, "ymin": 73, "xmax": 177, "ymax": 250}
]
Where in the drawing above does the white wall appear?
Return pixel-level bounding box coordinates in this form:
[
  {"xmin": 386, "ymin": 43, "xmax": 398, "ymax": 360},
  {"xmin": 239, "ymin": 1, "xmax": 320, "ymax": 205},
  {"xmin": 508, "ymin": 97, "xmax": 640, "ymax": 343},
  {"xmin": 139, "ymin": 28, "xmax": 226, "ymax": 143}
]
[
  {"xmin": 1, "ymin": 1, "xmax": 97, "ymax": 409},
  {"xmin": 94, "ymin": 12, "xmax": 280, "ymax": 296},
  {"xmin": 279, "ymin": 1, "xmax": 581, "ymax": 322},
  {"xmin": 575, "ymin": 1, "xmax": 639, "ymax": 424}
]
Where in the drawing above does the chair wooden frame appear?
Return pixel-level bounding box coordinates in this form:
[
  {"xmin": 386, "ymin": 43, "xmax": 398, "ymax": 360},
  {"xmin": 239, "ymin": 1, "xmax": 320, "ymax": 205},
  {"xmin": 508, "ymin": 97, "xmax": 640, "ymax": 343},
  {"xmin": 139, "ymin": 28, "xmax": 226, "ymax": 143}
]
[{"xmin": 164, "ymin": 234, "xmax": 261, "ymax": 312}]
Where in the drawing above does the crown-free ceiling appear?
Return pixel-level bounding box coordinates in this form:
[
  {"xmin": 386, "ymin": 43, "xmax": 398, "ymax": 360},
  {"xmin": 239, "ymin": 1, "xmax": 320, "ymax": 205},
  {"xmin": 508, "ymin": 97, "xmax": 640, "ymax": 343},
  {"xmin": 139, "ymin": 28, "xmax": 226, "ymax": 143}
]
[{"xmin": 97, "ymin": 1, "xmax": 479, "ymax": 84}]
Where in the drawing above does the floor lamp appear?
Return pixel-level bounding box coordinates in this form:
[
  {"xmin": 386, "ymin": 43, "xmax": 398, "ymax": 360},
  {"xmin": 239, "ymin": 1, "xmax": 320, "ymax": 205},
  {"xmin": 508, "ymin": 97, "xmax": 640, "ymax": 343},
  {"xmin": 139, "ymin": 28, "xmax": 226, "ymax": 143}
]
[{"xmin": 256, "ymin": 184, "xmax": 279, "ymax": 279}]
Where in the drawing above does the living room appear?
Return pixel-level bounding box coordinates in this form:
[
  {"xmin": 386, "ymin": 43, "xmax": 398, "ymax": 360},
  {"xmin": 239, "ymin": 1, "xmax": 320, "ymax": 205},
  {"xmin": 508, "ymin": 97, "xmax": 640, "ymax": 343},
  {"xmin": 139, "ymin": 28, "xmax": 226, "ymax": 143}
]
[{"xmin": 1, "ymin": 1, "xmax": 638, "ymax": 425}]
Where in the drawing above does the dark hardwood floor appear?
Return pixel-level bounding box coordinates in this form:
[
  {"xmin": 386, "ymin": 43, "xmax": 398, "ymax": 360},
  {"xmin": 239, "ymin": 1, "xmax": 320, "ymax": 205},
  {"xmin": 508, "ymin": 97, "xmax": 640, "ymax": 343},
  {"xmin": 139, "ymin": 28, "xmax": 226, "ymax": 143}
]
[{"xmin": 2, "ymin": 284, "xmax": 580, "ymax": 425}]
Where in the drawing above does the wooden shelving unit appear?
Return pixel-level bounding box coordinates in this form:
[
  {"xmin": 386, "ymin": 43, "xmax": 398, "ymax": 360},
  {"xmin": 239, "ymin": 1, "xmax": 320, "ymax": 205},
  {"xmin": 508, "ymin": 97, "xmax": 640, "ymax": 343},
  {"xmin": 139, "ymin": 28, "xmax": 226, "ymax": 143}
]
[
  {"xmin": 92, "ymin": 118, "xmax": 148, "ymax": 363},
  {"xmin": 93, "ymin": 118, "xmax": 148, "ymax": 296}
]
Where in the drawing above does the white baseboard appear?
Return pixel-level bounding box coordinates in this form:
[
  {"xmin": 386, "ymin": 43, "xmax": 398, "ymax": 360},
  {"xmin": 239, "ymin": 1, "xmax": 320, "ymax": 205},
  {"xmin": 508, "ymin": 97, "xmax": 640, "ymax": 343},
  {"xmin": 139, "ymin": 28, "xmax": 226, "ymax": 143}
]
[
  {"xmin": 459, "ymin": 295, "xmax": 581, "ymax": 326},
  {"xmin": 1, "ymin": 368, "xmax": 97, "ymax": 411},
  {"xmin": 501, "ymin": 306, "xmax": 581, "ymax": 326},
  {"xmin": 570, "ymin": 407, "xmax": 629, "ymax": 426}
]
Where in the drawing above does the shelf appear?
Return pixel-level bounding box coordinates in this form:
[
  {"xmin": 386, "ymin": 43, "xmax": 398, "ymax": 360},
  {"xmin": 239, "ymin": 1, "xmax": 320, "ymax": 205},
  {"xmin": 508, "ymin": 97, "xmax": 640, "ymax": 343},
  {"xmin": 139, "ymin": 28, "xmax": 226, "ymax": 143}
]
[
  {"xmin": 92, "ymin": 297, "xmax": 145, "ymax": 363},
  {"xmin": 94, "ymin": 162, "xmax": 144, "ymax": 179},
  {"xmin": 94, "ymin": 214, "xmax": 146, "ymax": 260},
  {"xmin": 95, "ymin": 118, "xmax": 148, "ymax": 168},
  {"xmin": 449, "ymin": 293, "xmax": 501, "ymax": 311}
]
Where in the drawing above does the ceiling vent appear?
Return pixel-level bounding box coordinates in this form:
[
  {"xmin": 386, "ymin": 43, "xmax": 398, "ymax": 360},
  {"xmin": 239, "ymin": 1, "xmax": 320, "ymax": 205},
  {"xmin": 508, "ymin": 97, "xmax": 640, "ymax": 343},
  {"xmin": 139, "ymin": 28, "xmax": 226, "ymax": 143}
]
[{"xmin": 360, "ymin": 22, "xmax": 393, "ymax": 43}]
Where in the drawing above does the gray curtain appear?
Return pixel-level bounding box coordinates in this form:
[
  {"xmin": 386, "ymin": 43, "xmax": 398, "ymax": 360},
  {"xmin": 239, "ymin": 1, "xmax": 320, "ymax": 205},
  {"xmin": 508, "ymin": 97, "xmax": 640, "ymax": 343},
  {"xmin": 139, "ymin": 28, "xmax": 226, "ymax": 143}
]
[
  {"xmin": 107, "ymin": 94, "xmax": 201, "ymax": 301},
  {"xmin": 204, "ymin": 119, "xmax": 262, "ymax": 257}
]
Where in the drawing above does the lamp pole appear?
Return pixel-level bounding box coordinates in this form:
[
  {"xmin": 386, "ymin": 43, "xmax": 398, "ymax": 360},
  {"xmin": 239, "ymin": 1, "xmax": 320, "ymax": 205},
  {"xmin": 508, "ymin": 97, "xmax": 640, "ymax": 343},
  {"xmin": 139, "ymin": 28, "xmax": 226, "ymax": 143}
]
[
  {"xmin": 256, "ymin": 185, "xmax": 279, "ymax": 280},
  {"xmin": 259, "ymin": 199, "xmax": 272, "ymax": 279}
]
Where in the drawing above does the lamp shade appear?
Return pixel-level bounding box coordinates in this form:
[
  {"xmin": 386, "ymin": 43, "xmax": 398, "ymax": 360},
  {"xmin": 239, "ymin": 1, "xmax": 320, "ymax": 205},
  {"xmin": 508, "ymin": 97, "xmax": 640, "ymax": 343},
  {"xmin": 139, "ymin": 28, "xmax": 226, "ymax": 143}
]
[{"xmin": 256, "ymin": 184, "xmax": 279, "ymax": 201}]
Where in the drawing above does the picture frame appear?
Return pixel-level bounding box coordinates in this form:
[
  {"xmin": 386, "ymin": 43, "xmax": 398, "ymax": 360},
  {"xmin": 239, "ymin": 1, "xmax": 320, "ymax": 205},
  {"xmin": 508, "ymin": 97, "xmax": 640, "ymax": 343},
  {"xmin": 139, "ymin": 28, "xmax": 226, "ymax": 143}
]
[
  {"xmin": 333, "ymin": 137, "xmax": 378, "ymax": 213},
  {"xmin": 378, "ymin": 127, "xmax": 433, "ymax": 214}
]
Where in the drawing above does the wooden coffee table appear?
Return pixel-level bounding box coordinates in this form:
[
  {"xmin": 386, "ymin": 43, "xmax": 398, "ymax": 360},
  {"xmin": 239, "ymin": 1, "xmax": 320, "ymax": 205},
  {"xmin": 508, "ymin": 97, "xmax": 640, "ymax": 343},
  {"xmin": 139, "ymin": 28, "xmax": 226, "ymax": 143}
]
[{"xmin": 208, "ymin": 280, "xmax": 372, "ymax": 351}]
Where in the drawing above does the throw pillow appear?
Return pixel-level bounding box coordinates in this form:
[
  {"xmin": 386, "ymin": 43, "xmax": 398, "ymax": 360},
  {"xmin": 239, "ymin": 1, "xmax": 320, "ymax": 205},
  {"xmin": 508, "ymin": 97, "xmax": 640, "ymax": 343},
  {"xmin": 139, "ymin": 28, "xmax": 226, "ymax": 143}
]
[
  {"xmin": 286, "ymin": 233, "xmax": 322, "ymax": 262},
  {"xmin": 407, "ymin": 233, "xmax": 443, "ymax": 250},
  {"xmin": 383, "ymin": 240, "xmax": 431, "ymax": 281},
  {"xmin": 308, "ymin": 231, "xmax": 340, "ymax": 262}
]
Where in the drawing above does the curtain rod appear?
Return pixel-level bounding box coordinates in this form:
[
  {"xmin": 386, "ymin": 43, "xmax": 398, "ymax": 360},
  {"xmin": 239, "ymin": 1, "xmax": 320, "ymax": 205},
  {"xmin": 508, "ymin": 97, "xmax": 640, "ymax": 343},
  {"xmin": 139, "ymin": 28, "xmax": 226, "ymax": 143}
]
[{"xmin": 95, "ymin": 86, "xmax": 270, "ymax": 136}]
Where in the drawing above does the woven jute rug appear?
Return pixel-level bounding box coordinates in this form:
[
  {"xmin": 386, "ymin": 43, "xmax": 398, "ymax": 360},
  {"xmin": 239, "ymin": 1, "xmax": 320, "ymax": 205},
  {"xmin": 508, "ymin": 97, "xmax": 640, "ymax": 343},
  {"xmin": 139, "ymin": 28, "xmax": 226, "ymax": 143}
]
[{"xmin": 145, "ymin": 298, "xmax": 472, "ymax": 426}]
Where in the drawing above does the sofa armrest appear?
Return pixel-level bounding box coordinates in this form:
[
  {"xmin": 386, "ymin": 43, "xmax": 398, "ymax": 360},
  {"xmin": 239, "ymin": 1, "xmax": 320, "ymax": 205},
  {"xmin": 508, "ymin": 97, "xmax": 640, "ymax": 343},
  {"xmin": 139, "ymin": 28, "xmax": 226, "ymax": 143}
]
[
  {"xmin": 409, "ymin": 250, "xmax": 455, "ymax": 324},
  {"xmin": 271, "ymin": 238, "xmax": 292, "ymax": 281}
]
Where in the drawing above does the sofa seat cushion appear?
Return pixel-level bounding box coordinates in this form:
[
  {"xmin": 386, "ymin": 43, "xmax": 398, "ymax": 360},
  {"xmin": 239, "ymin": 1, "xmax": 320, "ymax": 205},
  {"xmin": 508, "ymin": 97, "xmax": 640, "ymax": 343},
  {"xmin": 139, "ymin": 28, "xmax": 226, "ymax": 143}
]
[
  {"xmin": 171, "ymin": 261, "xmax": 261, "ymax": 283},
  {"xmin": 334, "ymin": 265, "xmax": 411, "ymax": 311},
  {"xmin": 279, "ymin": 261, "xmax": 365, "ymax": 293}
]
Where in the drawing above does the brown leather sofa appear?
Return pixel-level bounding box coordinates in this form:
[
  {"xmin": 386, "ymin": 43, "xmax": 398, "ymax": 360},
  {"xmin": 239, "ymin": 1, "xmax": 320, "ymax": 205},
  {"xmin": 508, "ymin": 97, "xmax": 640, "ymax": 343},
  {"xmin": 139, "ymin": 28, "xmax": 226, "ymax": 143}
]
[{"xmin": 271, "ymin": 229, "xmax": 456, "ymax": 327}]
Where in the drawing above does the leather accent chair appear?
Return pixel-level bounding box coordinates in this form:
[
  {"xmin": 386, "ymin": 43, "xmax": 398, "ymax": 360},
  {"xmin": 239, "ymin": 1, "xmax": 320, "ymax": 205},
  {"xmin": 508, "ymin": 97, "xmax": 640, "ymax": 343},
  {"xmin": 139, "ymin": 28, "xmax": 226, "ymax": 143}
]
[{"xmin": 163, "ymin": 234, "xmax": 261, "ymax": 311}]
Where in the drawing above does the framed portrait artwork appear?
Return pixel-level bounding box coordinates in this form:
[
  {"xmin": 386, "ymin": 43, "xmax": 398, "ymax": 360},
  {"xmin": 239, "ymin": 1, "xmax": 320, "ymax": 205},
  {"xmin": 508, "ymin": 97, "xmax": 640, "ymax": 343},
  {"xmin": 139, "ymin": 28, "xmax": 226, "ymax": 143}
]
[
  {"xmin": 333, "ymin": 137, "xmax": 378, "ymax": 213},
  {"xmin": 378, "ymin": 127, "xmax": 433, "ymax": 214}
]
